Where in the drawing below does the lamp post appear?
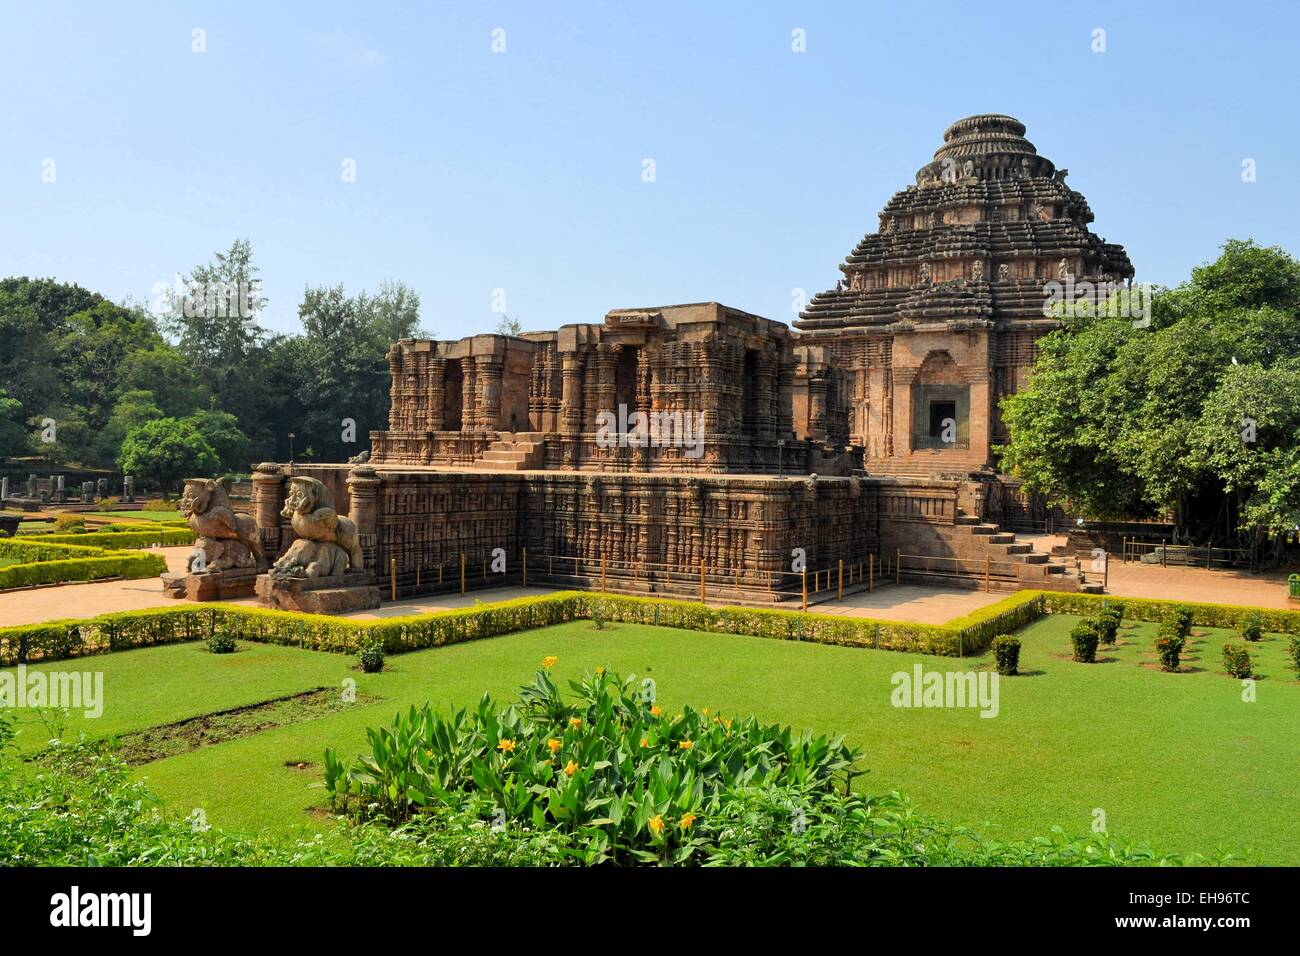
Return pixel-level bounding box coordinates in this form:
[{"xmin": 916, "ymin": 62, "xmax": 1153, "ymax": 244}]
[
  {"xmin": 288, "ymin": 432, "xmax": 296, "ymax": 464},
  {"xmin": 777, "ymin": 439, "xmax": 786, "ymax": 479}
]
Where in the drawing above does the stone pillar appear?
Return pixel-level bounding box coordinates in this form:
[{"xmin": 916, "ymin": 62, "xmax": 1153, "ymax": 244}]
[
  {"xmin": 892, "ymin": 367, "xmax": 919, "ymax": 457},
  {"xmin": 594, "ymin": 344, "xmax": 617, "ymax": 427},
  {"xmin": 776, "ymin": 366, "xmax": 794, "ymax": 439},
  {"xmin": 123, "ymin": 476, "xmax": 135, "ymax": 502},
  {"xmin": 55, "ymin": 475, "xmax": 65, "ymax": 503},
  {"xmin": 81, "ymin": 481, "xmax": 95, "ymax": 504},
  {"xmin": 461, "ymin": 356, "xmax": 478, "ymax": 431},
  {"xmin": 808, "ymin": 373, "xmax": 828, "ymax": 443},
  {"xmin": 386, "ymin": 345, "xmax": 403, "ymax": 432},
  {"xmin": 27, "ymin": 474, "xmax": 36, "ymax": 497},
  {"xmin": 251, "ymin": 463, "xmax": 287, "ymax": 562},
  {"xmin": 426, "ymin": 356, "xmax": 446, "ymax": 431},
  {"xmin": 479, "ymin": 359, "xmax": 503, "ymax": 432},
  {"xmin": 560, "ymin": 353, "xmax": 584, "ymax": 436},
  {"xmin": 1, "ymin": 477, "xmax": 8, "ymax": 501},
  {"xmin": 97, "ymin": 478, "xmax": 108, "ymax": 498},
  {"xmin": 346, "ymin": 465, "xmax": 381, "ymax": 576}
]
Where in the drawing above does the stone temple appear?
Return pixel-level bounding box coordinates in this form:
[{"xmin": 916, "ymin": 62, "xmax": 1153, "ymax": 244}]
[{"xmin": 249, "ymin": 115, "xmax": 1134, "ymax": 604}]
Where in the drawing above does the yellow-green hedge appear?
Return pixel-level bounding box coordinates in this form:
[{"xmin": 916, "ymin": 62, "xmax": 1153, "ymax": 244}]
[
  {"xmin": 0, "ymin": 552, "xmax": 167, "ymax": 592},
  {"xmin": 0, "ymin": 538, "xmax": 107, "ymax": 562},
  {"xmin": 0, "ymin": 588, "xmax": 1048, "ymax": 666},
  {"xmin": 36, "ymin": 529, "xmax": 196, "ymax": 549},
  {"xmin": 1042, "ymin": 591, "xmax": 1300, "ymax": 634},
  {"xmin": 7, "ymin": 586, "xmax": 1287, "ymax": 669}
]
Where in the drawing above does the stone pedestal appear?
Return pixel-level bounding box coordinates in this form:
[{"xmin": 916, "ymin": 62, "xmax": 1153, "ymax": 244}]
[
  {"xmin": 255, "ymin": 572, "xmax": 381, "ymax": 615},
  {"xmin": 161, "ymin": 567, "xmax": 259, "ymax": 601}
]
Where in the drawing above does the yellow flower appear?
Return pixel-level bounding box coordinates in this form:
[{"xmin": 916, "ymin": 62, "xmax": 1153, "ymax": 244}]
[
  {"xmin": 564, "ymin": 759, "xmax": 579, "ymax": 777},
  {"xmin": 639, "ymin": 738, "xmax": 648, "ymax": 748},
  {"xmin": 569, "ymin": 717, "xmax": 582, "ymax": 730},
  {"xmin": 724, "ymin": 718, "xmax": 732, "ymax": 730},
  {"xmin": 542, "ymin": 656, "xmax": 558, "ymax": 669},
  {"xmin": 596, "ymin": 666, "xmax": 605, "ymax": 676},
  {"xmin": 679, "ymin": 739, "xmax": 693, "ymax": 751},
  {"xmin": 702, "ymin": 707, "xmax": 709, "ymax": 716},
  {"xmin": 648, "ymin": 814, "xmax": 664, "ymax": 835},
  {"xmin": 650, "ymin": 705, "xmax": 662, "ymax": 717},
  {"xmin": 497, "ymin": 739, "xmax": 516, "ymax": 753},
  {"xmin": 680, "ymin": 812, "xmax": 697, "ymax": 830},
  {"xmin": 547, "ymin": 738, "xmax": 562, "ymax": 754}
]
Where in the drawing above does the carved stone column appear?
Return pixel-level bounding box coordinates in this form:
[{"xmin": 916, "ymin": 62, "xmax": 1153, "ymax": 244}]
[
  {"xmin": 251, "ymin": 463, "xmax": 287, "ymax": 562},
  {"xmin": 478, "ymin": 358, "xmax": 504, "ymax": 432},
  {"xmin": 808, "ymin": 373, "xmax": 828, "ymax": 443},
  {"xmin": 386, "ymin": 345, "xmax": 403, "ymax": 431},
  {"xmin": 594, "ymin": 344, "xmax": 617, "ymax": 427},
  {"xmin": 346, "ymin": 465, "xmax": 381, "ymax": 575},
  {"xmin": 461, "ymin": 356, "xmax": 478, "ymax": 431},
  {"xmin": 426, "ymin": 356, "xmax": 445, "ymax": 431},
  {"xmin": 560, "ymin": 353, "xmax": 584, "ymax": 436}
]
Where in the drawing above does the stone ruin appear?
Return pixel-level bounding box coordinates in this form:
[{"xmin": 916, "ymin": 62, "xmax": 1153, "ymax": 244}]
[{"xmin": 229, "ymin": 116, "xmax": 1130, "ymax": 609}]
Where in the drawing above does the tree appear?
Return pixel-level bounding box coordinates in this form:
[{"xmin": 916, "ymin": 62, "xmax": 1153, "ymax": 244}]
[
  {"xmin": 495, "ymin": 314, "xmax": 523, "ymax": 336},
  {"xmin": 159, "ymin": 239, "xmax": 272, "ymax": 430},
  {"xmin": 0, "ymin": 390, "xmax": 26, "ymax": 460},
  {"xmin": 96, "ymin": 390, "xmax": 164, "ymax": 463},
  {"xmin": 287, "ymin": 282, "xmax": 426, "ymax": 462},
  {"xmin": 999, "ymin": 239, "xmax": 1300, "ymax": 551},
  {"xmin": 117, "ymin": 418, "xmax": 219, "ymax": 493},
  {"xmin": 182, "ymin": 409, "xmax": 251, "ymax": 474}
]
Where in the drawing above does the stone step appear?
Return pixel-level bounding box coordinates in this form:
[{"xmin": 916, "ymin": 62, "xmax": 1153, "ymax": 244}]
[
  {"xmin": 988, "ymin": 532, "xmax": 1016, "ymax": 544},
  {"xmin": 970, "ymin": 524, "xmax": 1000, "ymax": 536},
  {"xmin": 955, "ymin": 515, "xmax": 982, "ymax": 526},
  {"xmin": 1004, "ymin": 543, "xmax": 1033, "ymax": 555},
  {"xmin": 1080, "ymin": 582, "xmax": 1106, "ymax": 594},
  {"xmin": 1018, "ymin": 551, "xmax": 1048, "ymax": 564}
]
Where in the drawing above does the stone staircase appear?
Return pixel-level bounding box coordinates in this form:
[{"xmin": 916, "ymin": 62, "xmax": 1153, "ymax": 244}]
[
  {"xmin": 471, "ymin": 433, "xmax": 546, "ymax": 471},
  {"xmin": 936, "ymin": 513, "xmax": 1089, "ymax": 591}
]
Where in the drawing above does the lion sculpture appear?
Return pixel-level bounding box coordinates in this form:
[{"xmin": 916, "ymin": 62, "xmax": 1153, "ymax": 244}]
[
  {"xmin": 180, "ymin": 477, "xmax": 265, "ymax": 573},
  {"xmin": 272, "ymin": 476, "xmax": 364, "ymax": 578}
]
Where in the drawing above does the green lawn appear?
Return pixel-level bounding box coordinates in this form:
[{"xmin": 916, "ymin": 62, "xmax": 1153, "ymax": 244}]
[{"xmin": 7, "ymin": 615, "xmax": 1298, "ymax": 863}]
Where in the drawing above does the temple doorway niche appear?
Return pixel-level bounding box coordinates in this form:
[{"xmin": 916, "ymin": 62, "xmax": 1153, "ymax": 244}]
[
  {"xmin": 910, "ymin": 351, "xmax": 969, "ymax": 450},
  {"xmin": 443, "ymin": 359, "xmax": 463, "ymax": 431},
  {"xmin": 615, "ymin": 346, "xmax": 639, "ymax": 411},
  {"xmin": 741, "ymin": 349, "xmax": 760, "ymax": 437}
]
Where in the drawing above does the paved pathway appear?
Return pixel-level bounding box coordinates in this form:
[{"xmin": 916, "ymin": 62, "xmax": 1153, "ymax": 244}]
[
  {"xmin": 806, "ymin": 584, "xmax": 1005, "ymax": 623},
  {"xmin": 0, "ymin": 546, "xmax": 1293, "ymax": 629},
  {"xmin": 0, "ymin": 547, "xmax": 195, "ymax": 627},
  {"xmin": 1101, "ymin": 561, "xmax": 1294, "ymax": 609}
]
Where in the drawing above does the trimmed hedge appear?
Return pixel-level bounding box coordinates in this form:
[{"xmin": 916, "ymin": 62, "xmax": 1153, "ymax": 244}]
[
  {"xmin": 1042, "ymin": 592, "xmax": 1300, "ymax": 635},
  {"xmin": 0, "ymin": 538, "xmax": 106, "ymax": 562},
  {"xmin": 3, "ymin": 585, "xmax": 1292, "ymax": 671},
  {"xmin": 36, "ymin": 529, "xmax": 196, "ymax": 549},
  {"xmin": 0, "ymin": 552, "xmax": 167, "ymax": 592},
  {"xmin": 0, "ymin": 588, "xmax": 1048, "ymax": 667}
]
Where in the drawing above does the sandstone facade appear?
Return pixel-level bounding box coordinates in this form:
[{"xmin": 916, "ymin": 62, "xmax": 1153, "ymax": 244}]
[{"xmin": 250, "ymin": 116, "xmax": 1124, "ymax": 603}]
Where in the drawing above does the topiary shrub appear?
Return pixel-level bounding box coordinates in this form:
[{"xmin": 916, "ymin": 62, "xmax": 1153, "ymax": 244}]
[
  {"xmin": 54, "ymin": 514, "xmax": 86, "ymax": 533},
  {"xmin": 358, "ymin": 639, "xmax": 385, "ymax": 673},
  {"xmin": 991, "ymin": 634, "xmax": 1021, "ymax": 676},
  {"xmin": 1221, "ymin": 642, "xmax": 1252, "ymax": 679},
  {"xmin": 1289, "ymin": 637, "xmax": 1300, "ymax": 676},
  {"xmin": 1165, "ymin": 605, "xmax": 1194, "ymax": 640},
  {"xmin": 206, "ymin": 631, "xmax": 236, "ymax": 654},
  {"xmin": 1238, "ymin": 611, "xmax": 1263, "ymax": 643},
  {"xmin": 1154, "ymin": 631, "xmax": 1185, "ymax": 672},
  {"xmin": 1095, "ymin": 605, "xmax": 1122, "ymax": 645},
  {"xmin": 1070, "ymin": 621, "xmax": 1099, "ymax": 663}
]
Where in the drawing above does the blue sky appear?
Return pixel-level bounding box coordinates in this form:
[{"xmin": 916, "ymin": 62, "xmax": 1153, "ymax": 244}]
[{"xmin": 2, "ymin": 1, "xmax": 1297, "ymax": 339}]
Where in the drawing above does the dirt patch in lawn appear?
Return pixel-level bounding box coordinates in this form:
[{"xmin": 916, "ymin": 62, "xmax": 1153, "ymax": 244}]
[{"xmin": 113, "ymin": 688, "xmax": 379, "ymax": 766}]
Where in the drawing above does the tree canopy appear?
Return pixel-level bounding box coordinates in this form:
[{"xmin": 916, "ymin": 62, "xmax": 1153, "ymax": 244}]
[
  {"xmin": 999, "ymin": 239, "xmax": 1300, "ymax": 549},
  {"xmin": 0, "ymin": 240, "xmax": 429, "ymax": 489}
]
